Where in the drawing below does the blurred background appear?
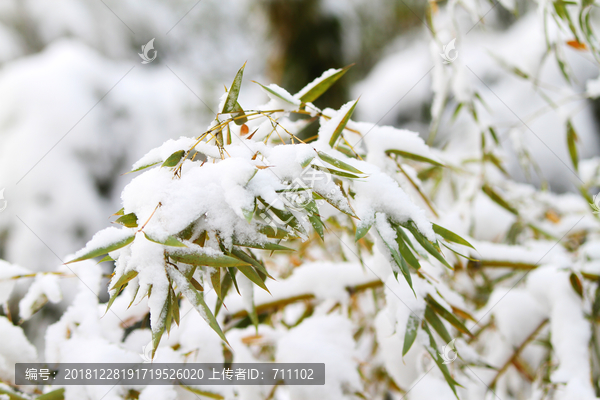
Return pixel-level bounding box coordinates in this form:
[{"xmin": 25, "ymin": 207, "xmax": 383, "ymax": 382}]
[{"xmin": 0, "ymin": 0, "xmax": 598, "ymax": 346}]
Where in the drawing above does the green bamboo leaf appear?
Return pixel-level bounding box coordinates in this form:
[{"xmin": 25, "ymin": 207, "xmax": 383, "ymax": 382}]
[
  {"xmin": 376, "ymin": 223, "xmax": 414, "ymax": 295},
  {"xmin": 115, "ymin": 213, "xmax": 138, "ymax": 228},
  {"xmin": 258, "ymin": 224, "xmax": 295, "ymax": 240},
  {"xmin": 432, "ymin": 223, "xmax": 476, "ymax": 249},
  {"xmin": 172, "ymin": 286, "xmax": 180, "ymax": 327},
  {"xmin": 114, "ymin": 208, "xmax": 125, "ymax": 216},
  {"xmin": 162, "ymin": 150, "xmax": 186, "ymax": 168},
  {"xmin": 257, "ymin": 197, "xmax": 307, "ymax": 235},
  {"xmin": 312, "ymin": 190, "xmax": 357, "ymax": 218},
  {"xmin": 254, "ymin": 81, "xmax": 298, "ymax": 105},
  {"xmin": 566, "ymin": 119, "xmax": 579, "ymax": 172},
  {"xmin": 317, "ymin": 150, "xmax": 364, "ymax": 174},
  {"xmin": 355, "ymin": 220, "xmax": 373, "ymax": 241},
  {"xmin": 36, "ymin": 389, "xmax": 65, "ymax": 400},
  {"xmin": 229, "ymin": 248, "xmax": 272, "ymax": 278},
  {"xmin": 424, "ymin": 305, "xmax": 453, "ymax": 344},
  {"xmin": 110, "ymin": 270, "xmax": 139, "ymax": 291},
  {"xmin": 222, "ymin": 63, "xmax": 246, "ymax": 114},
  {"xmin": 232, "ymin": 240, "xmax": 293, "ymax": 251},
  {"xmin": 308, "ymin": 213, "xmax": 325, "ymax": 240},
  {"xmin": 215, "ymin": 269, "xmax": 233, "ymax": 316},
  {"xmin": 385, "ymin": 149, "xmax": 444, "ymax": 167},
  {"xmin": 297, "ymin": 65, "xmax": 353, "ymax": 103},
  {"xmin": 421, "ymin": 322, "xmax": 461, "ymax": 399},
  {"xmin": 570, "ymin": 272, "xmax": 583, "ymax": 298},
  {"xmin": 329, "ymin": 99, "xmax": 358, "ymax": 147},
  {"xmin": 166, "ymin": 264, "xmax": 229, "ymax": 345},
  {"xmin": 210, "ymin": 267, "xmax": 222, "ymax": 300},
  {"xmin": 238, "ymin": 265, "xmax": 270, "ymax": 293},
  {"xmin": 168, "ymin": 249, "xmax": 250, "ymax": 268},
  {"xmin": 144, "ymin": 232, "xmax": 187, "ymax": 247},
  {"xmin": 402, "ymin": 314, "xmax": 419, "ymax": 357},
  {"xmin": 311, "ymin": 164, "xmax": 362, "ymax": 179},
  {"xmin": 128, "ymin": 161, "xmax": 160, "ymax": 174},
  {"xmin": 403, "ymin": 222, "xmax": 452, "ymax": 269},
  {"xmin": 97, "ymin": 255, "xmax": 114, "ymax": 264},
  {"xmin": 165, "ymin": 287, "xmax": 174, "ymax": 334},
  {"xmin": 67, "ymin": 233, "xmax": 135, "ymax": 264},
  {"xmin": 426, "ymin": 295, "xmax": 472, "ymax": 337},
  {"xmin": 481, "ymin": 184, "xmax": 519, "ymax": 215},
  {"xmin": 151, "ymin": 293, "xmax": 169, "ymax": 358},
  {"xmin": 393, "ymin": 225, "xmax": 421, "ymax": 270}
]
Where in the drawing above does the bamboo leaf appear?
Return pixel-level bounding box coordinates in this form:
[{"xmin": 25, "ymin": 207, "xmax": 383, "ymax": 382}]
[
  {"xmin": 570, "ymin": 272, "xmax": 583, "ymax": 298},
  {"xmin": 385, "ymin": 149, "xmax": 444, "ymax": 167},
  {"xmin": 566, "ymin": 119, "xmax": 579, "ymax": 172},
  {"xmin": 297, "ymin": 65, "xmax": 353, "ymax": 103},
  {"xmin": 254, "ymin": 81, "xmax": 298, "ymax": 105},
  {"xmin": 432, "ymin": 223, "xmax": 476, "ymax": 249},
  {"xmin": 424, "ymin": 305, "xmax": 453, "ymax": 344},
  {"xmin": 308, "ymin": 213, "xmax": 325, "ymax": 240},
  {"xmin": 421, "ymin": 321, "xmax": 461, "ymax": 399},
  {"xmin": 144, "ymin": 232, "xmax": 187, "ymax": 247},
  {"xmin": 222, "ymin": 63, "xmax": 246, "ymax": 114},
  {"xmin": 317, "ymin": 150, "xmax": 364, "ymax": 174},
  {"xmin": 426, "ymin": 295, "xmax": 472, "ymax": 337},
  {"xmin": 67, "ymin": 233, "xmax": 135, "ymax": 264},
  {"xmin": 97, "ymin": 255, "xmax": 114, "ymax": 264},
  {"xmin": 128, "ymin": 161, "xmax": 160, "ymax": 174},
  {"xmin": 311, "ymin": 164, "xmax": 362, "ymax": 179},
  {"xmin": 329, "ymin": 99, "xmax": 358, "ymax": 147},
  {"xmin": 403, "ymin": 222, "xmax": 452, "ymax": 269},
  {"xmin": 166, "ymin": 264, "xmax": 229, "ymax": 345},
  {"xmin": 229, "ymin": 248, "xmax": 272, "ymax": 278},
  {"xmin": 162, "ymin": 150, "xmax": 186, "ymax": 168},
  {"xmin": 151, "ymin": 292, "xmax": 169, "ymax": 358},
  {"xmin": 376, "ymin": 223, "xmax": 414, "ymax": 295},
  {"xmin": 210, "ymin": 267, "xmax": 222, "ymax": 300},
  {"xmin": 168, "ymin": 249, "xmax": 250, "ymax": 268},
  {"xmin": 403, "ymin": 314, "xmax": 420, "ymax": 357},
  {"xmin": 115, "ymin": 213, "xmax": 138, "ymax": 228},
  {"xmin": 232, "ymin": 239, "xmax": 293, "ymax": 251},
  {"xmin": 36, "ymin": 389, "xmax": 65, "ymax": 400},
  {"xmin": 238, "ymin": 265, "xmax": 270, "ymax": 293},
  {"xmin": 110, "ymin": 270, "xmax": 139, "ymax": 291},
  {"xmin": 355, "ymin": 220, "xmax": 373, "ymax": 241}
]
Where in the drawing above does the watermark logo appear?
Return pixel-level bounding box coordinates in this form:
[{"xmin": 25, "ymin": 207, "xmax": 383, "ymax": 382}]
[
  {"xmin": 0, "ymin": 188, "xmax": 7, "ymax": 212},
  {"xmin": 139, "ymin": 38, "xmax": 157, "ymax": 64},
  {"xmin": 440, "ymin": 38, "xmax": 458, "ymax": 64},
  {"xmin": 440, "ymin": 339, "xmax": 458, "ymax": 364},
  {"xmin": 139, "ymin": 342, "xmax": 153, "ymax": 363},
  {"xmin": 591, "ymin": 193, "xmax": 600, "ymax": 214}
]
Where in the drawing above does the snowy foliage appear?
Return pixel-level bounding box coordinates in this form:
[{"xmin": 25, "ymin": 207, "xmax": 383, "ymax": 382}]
[{"xmin": 1, "ymin": 1, "xmax": 600, "ymax": 400}]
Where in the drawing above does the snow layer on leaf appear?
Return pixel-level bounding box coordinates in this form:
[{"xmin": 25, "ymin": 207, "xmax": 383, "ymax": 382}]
[
  {"xmin": 19, "ymin": 273, "xmax": 62, "ymax": 321},
  {"xmin": 316, "ymin": 101, "xmax": 355, "ymax": 145},
  {"xmin": 259, "ymin": 83, "xmax": 300, "ymax": 111},
  {"xmin": 129, "ymin": 236, "xmax": 170, "ymax": 331},
  {"xmin": 131, "ymin": 137, "xmax": 196, "ymax": 171},
  {"xmin": 294, "ymin": 67, "xmax": 341, "ymax": 100},
  {"xmin": 72, "ymin": 226, "xmax": 134, "ymax": 261},
  {"xmin": 353, "ymin": 169, "xmax": 435, "ymax": 241}
]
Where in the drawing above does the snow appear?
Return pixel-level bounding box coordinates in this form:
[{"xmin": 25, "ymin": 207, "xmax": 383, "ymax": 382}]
[
  {"xmin": 0, "ymin": 316, "xmax": 37, "ymax": 384},
  {"xmin": 276, "ymin": 314, "xmax": 361, "ymax": 400},
  {"xmin": 18, "ymin": 273, "xmax": 62, "ymax": 321}
]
